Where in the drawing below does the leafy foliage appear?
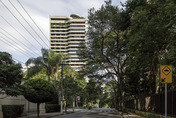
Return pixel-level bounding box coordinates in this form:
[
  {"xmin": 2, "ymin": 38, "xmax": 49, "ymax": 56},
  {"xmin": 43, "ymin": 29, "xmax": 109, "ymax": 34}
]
[
  {"xmin": 25, "ymin": 66, "xmax": 43, "ymax": 79},
  {"xmin": 79, "ymin": 0, "xmax": 176, "ymax": 111},
  {"xmin": 126, "ymin": 0, "xmax": 176, "ymax": 94},
  {"xmin": 26, "ymin": 48, "xmax": 53, "ymax": 82},
  {"xmin": 23, "ymin": 78, "xmax": 56, "ymax": 103},
  {"xmin": 85, "ymin": 79, "xmax": 102, "ymax": 103},
  {"xmin": 23, "ymin": 78, "xmax": 56, "ymax": 117},
  {"xmin": 45, "ymin": 104, "xmax": 60, "ymax": 113},
  {"xmin": 2, "ymin": 105, "xmax": 24, "ymax": 118},
  {"xmin": 0, "ymin": 52, "xmax": 23, "ymax": 96},
  {"xmin": 79, "ymin": 0, "xmax": 128, "ymax": 110}
]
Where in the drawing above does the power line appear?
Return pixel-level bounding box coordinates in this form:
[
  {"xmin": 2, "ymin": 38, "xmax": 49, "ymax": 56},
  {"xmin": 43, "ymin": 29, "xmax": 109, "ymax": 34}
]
[
  {"xmin": 16, "ymin": 0, "xmax": 50, "ymax": 42},
  {"xmin": 0, "ymin": 48, "xmax": 25, "ymax": 64},
  {"xmin": 8, "ymin": 0, "xmax": 49, "ymax": 48},
  {"xmin": 13, "ymin": 57, "xmax": 25, "ymax": 64},
  {"xmin": 0, "ymin": 36, "xmax": 30, "ymax": 58},
  {"xmin": 0, "ymin": 34, "xmax": 34, "ymax": 57},
  {"xmin": 0, "ymin": 0, "xmax": 45, "ymax": 48},
  {"xmin": 0, "ymin": 28, "xmax": 38, "ymax": 57},
  {"xmin": 0, "ymin": 32, "xmax": 33, "ymax": 57},
  {"xmin": 0, "ymin": 15, "xmax": 41, "ymax": 53}
]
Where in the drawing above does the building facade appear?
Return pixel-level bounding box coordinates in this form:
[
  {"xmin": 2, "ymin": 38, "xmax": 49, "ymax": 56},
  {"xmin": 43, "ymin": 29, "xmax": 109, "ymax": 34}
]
[{"xmin": 50, "ymin": 14, "xmax": 86, "ymax": 70}]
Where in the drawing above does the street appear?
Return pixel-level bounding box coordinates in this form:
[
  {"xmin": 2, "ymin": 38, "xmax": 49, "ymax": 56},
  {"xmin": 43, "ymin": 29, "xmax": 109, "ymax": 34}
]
[{"xmin": 52, "ymin": 108, "xmax": 122, "ymax": 118}]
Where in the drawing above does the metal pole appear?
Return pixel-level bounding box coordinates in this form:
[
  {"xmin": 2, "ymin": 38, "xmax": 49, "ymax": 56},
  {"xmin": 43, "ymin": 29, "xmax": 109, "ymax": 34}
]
[
  {"xmin": 60, "ymin": 64, "xmax": 63, "ymax": 114},
  {"xmin": 165, "ymin": 83, "xmax": 167, "ymax": 118}
]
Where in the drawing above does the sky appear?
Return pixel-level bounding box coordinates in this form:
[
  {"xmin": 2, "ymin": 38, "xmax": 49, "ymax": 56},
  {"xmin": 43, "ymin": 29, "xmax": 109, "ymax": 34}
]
[{"xmin": 0, "ymin": 0, "xmax": 127, "ymax": 67}]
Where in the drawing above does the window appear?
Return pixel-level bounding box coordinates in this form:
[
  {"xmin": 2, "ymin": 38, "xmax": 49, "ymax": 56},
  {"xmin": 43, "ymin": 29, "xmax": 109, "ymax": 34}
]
[
  {"xmin": 69, "ymin": 43, "xmax": 80, "ymax": 45},
  {"xmin": 70, "ymin": 25, "xmax": 85, "ymax": 27},
  {"xmin": 71, "ymin": 57, "xmax": 80, "ymax": 59},
  {"xmin": 69, "ymin": 29, "xmax": 85, "ymax": 31}
]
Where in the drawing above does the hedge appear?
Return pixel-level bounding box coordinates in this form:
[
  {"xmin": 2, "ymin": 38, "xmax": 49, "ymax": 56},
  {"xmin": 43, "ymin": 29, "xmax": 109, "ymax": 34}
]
[
  {"xmin": 2, "ymin": 105, "xmax": 24, "ymax": 118},
  {"xmin": 45, "ymin": 104, "xmax": 60, "ymax": 113}
]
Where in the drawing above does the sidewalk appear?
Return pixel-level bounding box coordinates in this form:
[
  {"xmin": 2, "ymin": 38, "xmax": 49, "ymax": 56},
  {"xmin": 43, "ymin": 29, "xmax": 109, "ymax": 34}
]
[
  {"xmin": 115, "ymin": 111, "xmax": 144, "ymax": 118},
  {"xmin": 19, "ymin": 109, "xmax": 83, "ymax": 118},
  {"xmin": 19, "ymin": 112, "xmax": 62, "ymax": 118},
  {"xmin": 19, "ymin": 110, "xmax": 75, "ymax": 118},
  {"xmin": 122, "ymin": 113, "xmax": 144, "ymax": 118}
]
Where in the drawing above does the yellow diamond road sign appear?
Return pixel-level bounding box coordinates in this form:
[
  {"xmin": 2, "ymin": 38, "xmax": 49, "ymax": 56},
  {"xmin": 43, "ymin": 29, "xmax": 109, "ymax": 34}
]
[{"xmin": 160, "ymin": 65, "xmax": 172, "ymax": 83}]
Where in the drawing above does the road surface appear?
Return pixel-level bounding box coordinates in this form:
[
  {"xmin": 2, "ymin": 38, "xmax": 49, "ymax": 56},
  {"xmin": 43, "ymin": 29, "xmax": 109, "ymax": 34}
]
[{"xmin": 52, "ymin": 108, "xmax": 122, "ymax": 118}]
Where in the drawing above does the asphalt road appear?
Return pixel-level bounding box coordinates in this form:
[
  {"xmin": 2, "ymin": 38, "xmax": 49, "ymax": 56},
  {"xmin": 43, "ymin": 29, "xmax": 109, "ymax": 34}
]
[{"xmin": 52, "ymin": 108, "xmax": 122, "ymax": 118}]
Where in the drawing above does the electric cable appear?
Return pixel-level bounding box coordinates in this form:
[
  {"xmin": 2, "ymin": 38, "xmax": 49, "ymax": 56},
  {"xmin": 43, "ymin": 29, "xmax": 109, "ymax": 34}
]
[
  {"xmin": 0, "ymin": 27, "xmax": 39, "ymax": 56},
  {"xmin": 16, "ymin": 0, "xmax": 50, "ymax": 42},
  {"xmin": 13, "ymin": 57, "xmax": 25, "ymax": 64},
  {"xmin": 0, "ymin": 34, "xmax": 34, "ymax": 57},
  {"xmin": 0, "ymin": 36, "xmax": 31, "ymax": 58},
  {"xmin": 0, "ymin": 0, "xmax": 45, "ymax": 48},
  {"xmin": 8, "ymin": 0, "xmax": 49, "ymax": 47},
  {"xmin": 0, "ymin": 31, "xmax": 37, "ymax": 57},
  {"xmin": 0, "ymin": 15, "xmax": 41, "ymax": 53}
]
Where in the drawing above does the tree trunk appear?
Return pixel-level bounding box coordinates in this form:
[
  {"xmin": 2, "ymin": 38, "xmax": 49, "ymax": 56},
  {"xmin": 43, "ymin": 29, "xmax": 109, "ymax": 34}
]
[
  {"xmin": 72, "ymin": 97, "xmax": 75, "ymax": 112},
  {"xmin": 37, "ymin": 103, "xmax": 40, "ymax": 117},
  {"xmin": 118, "ymin": 78, "xmax": 123, "ymax": 112},
  {"xmin": 55, "ymin": 67, "xmax": 58, "ymax": 81},
  {"xmin": 76, "ymin": 96, "xmax": 79, "ymax": 108},
  {"xmin": 155, "ymin": 64, "xmax": 160, "ymax": 94},
  {"xmin": 65, "ymin": 101, "xmax": 67, "ymax": 113}
]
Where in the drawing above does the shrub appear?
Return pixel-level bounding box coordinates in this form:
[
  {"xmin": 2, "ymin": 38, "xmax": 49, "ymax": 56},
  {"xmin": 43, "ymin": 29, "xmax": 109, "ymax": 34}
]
[
  {"xmin": 2, "ymin": 105, "xmax": 24, "ymax": 118},
  {"xmin": 45, "ymin": 104, "xmax": 60, "ymax": 113}
]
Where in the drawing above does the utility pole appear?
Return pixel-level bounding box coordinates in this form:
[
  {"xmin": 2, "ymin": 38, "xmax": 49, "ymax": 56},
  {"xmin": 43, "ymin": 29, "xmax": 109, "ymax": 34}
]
[
  {"xmin": 60, "ymin": 63, "xmax": 69, "ymax": 114},
  {"xmin": 60, "ymin": 64, "xmax": 63, "ymax": 114}
]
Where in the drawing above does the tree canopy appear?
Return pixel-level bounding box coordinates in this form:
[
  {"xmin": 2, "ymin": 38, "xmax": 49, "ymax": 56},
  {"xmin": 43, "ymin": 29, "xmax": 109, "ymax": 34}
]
[
  {"xmin": 23, "ymin": 78, "xmax": 56, "ymax": 117},
  {"xmin": 79, "ymin": 0, "xmax": 176, "ymax": 111},
  {"xmin": 0, "ymin": 51, "xmax": 23, "ymax": 96}
]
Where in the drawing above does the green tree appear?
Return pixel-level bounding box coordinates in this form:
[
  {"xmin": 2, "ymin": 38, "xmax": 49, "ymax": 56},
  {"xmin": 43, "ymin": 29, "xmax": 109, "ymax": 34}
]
[
  {"xmin": 49, "ymin": 51, "xmax": 69, "ymax": 85},
  {"xmin": 85, "ymin": 79, "xmax": 102, "ymax": 106},
  {"xmin": 23, "ymin": 78, "xmax": 56, "ymax": 117},
  {"xmin": 25, "ymin": 66, "xmax": 43, "ymax": 79},
  {"xmin": 0, "ymin": 51, "xmax": 23, "ymax": 97},
  {"xmin": 63, "ymin": 75, "xmax": 80, "ymax": 112},
  {"xmin": 79, "ymin": 0, "xmax": 129, "ymax": 111},
  {"xmin": 126, "ymin": 0, "xmax": 176, "ymax": 94},
  {"xmin": 57, "ymin": 65, "xmax": 87, "ymax": 112},
  {"xmin": 161, "ymin": 35, "xmax": 176, "ymax": 90}
]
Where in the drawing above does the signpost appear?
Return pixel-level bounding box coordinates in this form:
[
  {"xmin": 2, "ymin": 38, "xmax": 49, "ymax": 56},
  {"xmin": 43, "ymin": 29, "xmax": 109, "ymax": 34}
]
[
  {"xmin": 160, "ymin": 65, "xmax": 172, "ymax": 118},
  {"xmin": 77, "ymin": 96, "xmax": 81, "ymax": 102}
]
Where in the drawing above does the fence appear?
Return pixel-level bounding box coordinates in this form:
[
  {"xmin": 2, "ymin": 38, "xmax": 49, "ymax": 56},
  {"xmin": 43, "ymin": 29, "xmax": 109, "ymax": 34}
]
[{"xmin": 125, "ymin": 89, "xmax": 176, "ymax": 116}]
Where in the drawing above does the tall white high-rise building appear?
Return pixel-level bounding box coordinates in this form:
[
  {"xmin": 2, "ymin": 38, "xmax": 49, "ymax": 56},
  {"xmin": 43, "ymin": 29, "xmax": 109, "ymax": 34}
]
[{"xmin": 50, "ymin": 14, "xmax": 86, "ymax": 70}]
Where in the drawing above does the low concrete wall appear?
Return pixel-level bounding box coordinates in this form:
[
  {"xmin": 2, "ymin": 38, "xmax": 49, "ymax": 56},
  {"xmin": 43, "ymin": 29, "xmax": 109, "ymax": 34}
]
[{"xmin": 0, "ymin": 94, "xmax": 45, "ymax": 118}]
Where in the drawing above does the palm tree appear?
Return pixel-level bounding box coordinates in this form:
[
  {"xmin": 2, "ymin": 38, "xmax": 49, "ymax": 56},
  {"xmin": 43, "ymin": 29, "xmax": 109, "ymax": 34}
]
[
  {"xmin": 25, "ymin": 48, "xmax": 52, "ymax": 82},
  {"xmin": 25, "ymin": 48, "xmax": 70, "ymax": 82}
]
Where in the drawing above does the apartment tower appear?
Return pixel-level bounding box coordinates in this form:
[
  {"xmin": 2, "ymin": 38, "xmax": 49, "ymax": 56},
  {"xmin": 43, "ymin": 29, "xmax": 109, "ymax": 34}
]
[{"xmin": 50, "ymin": 14, "xmax": 86, "ymax": 70}]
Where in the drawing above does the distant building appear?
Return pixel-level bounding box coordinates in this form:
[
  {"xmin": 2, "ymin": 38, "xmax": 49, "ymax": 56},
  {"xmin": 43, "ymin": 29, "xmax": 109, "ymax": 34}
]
[{"xmin": 50, "ymin": 14, "xmax": 86, "ymax": 70}]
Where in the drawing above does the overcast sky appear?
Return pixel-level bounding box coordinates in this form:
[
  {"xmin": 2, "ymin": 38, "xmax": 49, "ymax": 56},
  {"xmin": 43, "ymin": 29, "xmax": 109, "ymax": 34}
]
[{"xmin": 0, "ymin": 0, "xmax": 127, "ymax": 67}]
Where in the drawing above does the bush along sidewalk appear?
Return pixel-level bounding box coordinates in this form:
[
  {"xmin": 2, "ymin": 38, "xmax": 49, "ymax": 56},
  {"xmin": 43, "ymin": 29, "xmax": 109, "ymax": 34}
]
[
  {"xmin": 2, "ymin": 105, "xmax": 24, "ymax": 118},
  {"xmin": 125, "ymin": 108, "xmax": 175, "ymax": 118}
]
